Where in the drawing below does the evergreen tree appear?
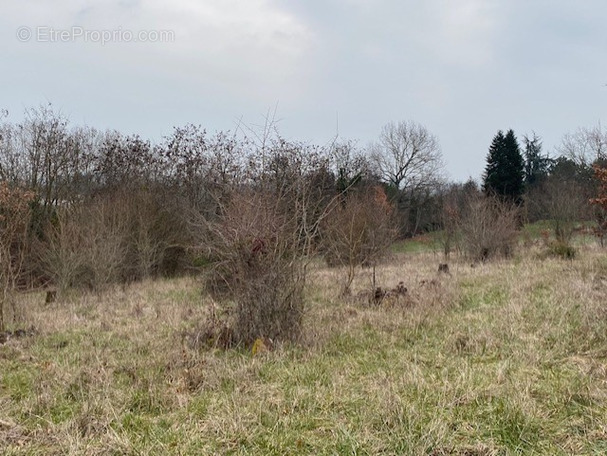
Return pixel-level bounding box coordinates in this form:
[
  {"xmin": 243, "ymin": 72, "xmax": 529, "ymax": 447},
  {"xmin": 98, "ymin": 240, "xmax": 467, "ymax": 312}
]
[
  {"xmin": 483, "ymin": 129, "xmax": 525, "ymax": 203},
  {"xmin": 523, "ymin": 133, "xmax": 552, "ymax": 187}
]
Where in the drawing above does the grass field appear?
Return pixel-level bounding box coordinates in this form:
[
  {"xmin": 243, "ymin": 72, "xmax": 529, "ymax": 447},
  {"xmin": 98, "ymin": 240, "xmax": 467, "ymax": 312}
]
[{"xmin": 2, "ymin": 240, "xmax": 607, "ymax": 454}]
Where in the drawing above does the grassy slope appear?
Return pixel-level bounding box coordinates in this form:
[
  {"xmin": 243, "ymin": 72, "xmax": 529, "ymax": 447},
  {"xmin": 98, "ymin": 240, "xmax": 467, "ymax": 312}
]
[{"xmin": 1, "ymin": 244, "xmax": 607, "ymax": 454}]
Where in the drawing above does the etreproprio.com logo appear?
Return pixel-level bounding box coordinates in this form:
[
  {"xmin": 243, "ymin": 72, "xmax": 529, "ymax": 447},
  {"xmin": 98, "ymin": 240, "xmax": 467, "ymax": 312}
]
[{"xmin": 16, "ymin": 26, "xmax": 175, "ymax": 45}]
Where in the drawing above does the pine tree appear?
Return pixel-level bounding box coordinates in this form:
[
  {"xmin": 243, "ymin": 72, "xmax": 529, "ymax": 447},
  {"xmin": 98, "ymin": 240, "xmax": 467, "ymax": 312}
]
[
  {"xmin": 483, "ymin": 129, "xmax": 525, "ymax": 203},
  {"xmin": 523, "ymin": 133, "xmax": 552, "ymax": 187}
]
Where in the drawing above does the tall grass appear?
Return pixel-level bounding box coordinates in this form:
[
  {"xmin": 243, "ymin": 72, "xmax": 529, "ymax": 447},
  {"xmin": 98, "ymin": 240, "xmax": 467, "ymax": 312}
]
[{"xmin": 1, "ymin": 244, "xmax": 607, "ymax": 454}]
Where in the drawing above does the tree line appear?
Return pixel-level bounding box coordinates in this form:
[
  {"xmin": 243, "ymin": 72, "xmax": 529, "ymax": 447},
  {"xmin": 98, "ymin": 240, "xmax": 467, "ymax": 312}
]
[
  {"xmin": 482, "ymin": 127, "xmax": 606, "ymax": 243},
  {"xmin": 1, "ymin": 104, "xmax": 606, "ymax": 340}
]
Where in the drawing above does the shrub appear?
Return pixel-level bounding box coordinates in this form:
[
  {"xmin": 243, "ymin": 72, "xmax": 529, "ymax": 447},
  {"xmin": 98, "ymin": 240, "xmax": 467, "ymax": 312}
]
[
  {"xmin": 0, "ymin": 182, "xmax": 34, "ymax": 330},
  {"xmin": 198, "ymin": 191, "xmax": 307, "ymax": 346},
  {"xmin": 320, "ymin": 186, "xmax": 396, "ymax": 295},
  {"xmin": 547, "ymin": 240, "xmax": 576, "ymax": 259},
  {"xmin": 117, "ymin": 187, "xmax": 191, "ymax": 280},
  {"xmin": 534, "ymin": 176, "xmax": 590, "ymax": 247},
  {"xmin": 457, "ymin": 194, "xmax": 519, "ymax": 261},
  {"xmin": 39, "ymin": 195, "xmax": 129, "ymax": 293},
  {"xmin": 590, "ymin": 164, "xmax": 607, "ymax": 246},
  {"xmin": 39, "ymin": 186, "xmax": 191, "ymax": 293}
]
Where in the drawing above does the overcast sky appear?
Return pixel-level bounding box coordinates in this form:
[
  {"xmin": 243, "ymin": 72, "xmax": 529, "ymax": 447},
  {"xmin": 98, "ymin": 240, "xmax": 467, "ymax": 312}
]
[{"xmin": 2, "ymin": 0, "xmax": 606, "ymax": 181}]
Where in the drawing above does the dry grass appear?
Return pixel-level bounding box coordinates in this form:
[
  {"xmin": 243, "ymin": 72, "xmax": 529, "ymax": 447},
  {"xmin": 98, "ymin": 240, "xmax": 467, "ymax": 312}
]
[{"xmin": 2, "ymin": 246, "xmax": 607, "ymax": 454}]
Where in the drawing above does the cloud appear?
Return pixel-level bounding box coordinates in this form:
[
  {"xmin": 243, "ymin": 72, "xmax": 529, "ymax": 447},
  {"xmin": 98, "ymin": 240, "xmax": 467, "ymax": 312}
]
[
  {"xmin": 147, "ymin": 0, "xmax": 313, "ymax": 56},
  {"xmin": 155, "ymin": 0, "xmax": 316, "ymax": 102},
  {"xmin": 2, "ymin": 0, "xmax": 316, "ymax": 102},
  {"xmin": 428, "ymin": 0, "xmax": 502, "ymax": 67}
]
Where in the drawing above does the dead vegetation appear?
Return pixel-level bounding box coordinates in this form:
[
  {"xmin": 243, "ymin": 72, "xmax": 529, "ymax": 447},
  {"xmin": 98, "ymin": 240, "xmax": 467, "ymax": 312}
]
[
  {"xmin": 456, "ymin": 194, "xmax": 520, "ymax": 261},
  {"xmin": 0, "ymin": 182, "xmax": 34, "ymax": 331},
  {"xmin": 320, "ymin": 185, "xmax": 397, "ymax": 295}
]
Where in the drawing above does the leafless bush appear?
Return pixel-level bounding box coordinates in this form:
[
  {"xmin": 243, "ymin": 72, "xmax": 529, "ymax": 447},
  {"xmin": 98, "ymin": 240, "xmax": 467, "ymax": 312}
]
[
  {"xmin": 116, "ymin": 187, "xmax": 190, "ymax": 280},
  {"xmin": 0, "ymin": 182, "xmax": 34, "ymax": 330},
  {"xmin": 198, "ymin": 191, "xmax": 307, "ymax": 346},
  {"xmin": 590, "ymin": 164, "xmax": 607, "ymax": 246},
  {"xmin": 40, "ymin": 194, "xmax": 129, "ymax": 292},
  {"xmin": 40, "ymin": 183, "xmax": 192, "ymax": 293},
  {"xmin": 457, "ymin": 194, "xmax": 519, "ymax": 261},
  {"xmin": 320, "ymin": 186, "xmax": 396, "ymax": 295},
  {"xmin": 437, "ymin": 191, "xmax": 461, "ymax": 259},
  {"xmin": 190, "ymin": 130, "xmax": 338, "ymax": 347},
  {"xmin": 37, "ymin": 207, "xmax": 85, "ymax": 293},
  {"xmin": 537, "ymin": 176, "xmax": 589, "ymax": 245},
  {"xmin": 436, "ymin": 180, "xmax": 479, "ymax": 258}
]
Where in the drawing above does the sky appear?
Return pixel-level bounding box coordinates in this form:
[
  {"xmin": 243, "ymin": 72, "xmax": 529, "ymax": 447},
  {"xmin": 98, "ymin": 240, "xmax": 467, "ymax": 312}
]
[{"xmin": 1, "ymin": 0, "xmax": 607, "ymax": 181}]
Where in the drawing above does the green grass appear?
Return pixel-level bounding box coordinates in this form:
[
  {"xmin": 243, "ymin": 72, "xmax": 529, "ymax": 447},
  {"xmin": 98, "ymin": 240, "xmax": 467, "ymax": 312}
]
[
  {"xmin": 392, "ymin": 221, "xmax": 600, "ymax": 256},
  {"xmin": 522, "ymin": 219, "xmax": 556, "ymax": 239},
  {"xmin": 392, "ymin": 231, "xmax": 443, "ymax": 254},
  {"xmin": 2, "ymin": 251, "xmax": 607, "ymax": 454},
  {"xmin": 523, "ymin": 219, "xmax": 598, "ymax": 244}
]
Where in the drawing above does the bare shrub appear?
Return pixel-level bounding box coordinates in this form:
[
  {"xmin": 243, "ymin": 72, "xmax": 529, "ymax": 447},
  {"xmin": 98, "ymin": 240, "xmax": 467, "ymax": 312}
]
[
  {"xmin": 115, "ymin": 187, "xmax": 190, "ymax": 280},
  {"xmin": 457, "ymin": 194, "xmax": 519, "ymax": 261},
  {"xmin": 37, "ymin": 206, "xmax": 86, "ymax": 293},
  {"xmin": 546, "ymin": 240, "xmax": 576, "ymax": 259},
  {"xmin": 590, "ymin": 164, "xmax": 607, "ymax": 246},
  {"xmin": 436, "ymin": 180, "xmax": 479, "ymax": 258},
  {"xmin": 76, "ymin": 196, "xmax": 129, "ymax": 289},
  {"xmin": 537, "ymin": 176, "xmax": 589, "ymax": 245},
  {"xmin": 198, "ymin": 191, "xmax": 308, "ymax": 346},
  {"xmin": 39, "ymin": 184, "xmax": 190, "ymax": 293},
  {"xmin": 40, "ymin": 194, "xmax": 128, "ymax": 292},
  {"xmin": 320, "ymin": 186, "xmax": 396, "ymax": 295},
  {"xmin": 191, "ymin": 131, "xmax": 336, "ymax": 347},
  {"xmin": 0, "ymin": 182, "xmax": 34, "ymax": 330},
  {"xmin": 437, "ymin": 193, "xmax": 460, "ymax": 259}
]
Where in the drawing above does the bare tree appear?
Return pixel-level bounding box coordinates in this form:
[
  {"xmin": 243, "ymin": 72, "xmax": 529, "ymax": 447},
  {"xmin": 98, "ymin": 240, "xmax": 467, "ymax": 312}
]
[
  {"xmin": 370, "ymin": 120, "xmax": 443, "ymax": 192},
  {"xmin": 94, "ymin": 132, "xmax": 160, "ymax": 190},
  {"xmin": 0, "ymin": 105, "xmax": 99, "ymax": 241},
  {"xmin": 369, "ymin": 121, "xmax": 444, "ymax": 235},
  {"xmin": 160, "ymin": 125, "xmax": 246, "ymax": 219},
  {"xmin": 19, "ymin": 106, "xmax": 74, "ymax": 205},
  {"xmin": 558, "ymin": 125, "xmax": 607, "ymax": 168}
]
